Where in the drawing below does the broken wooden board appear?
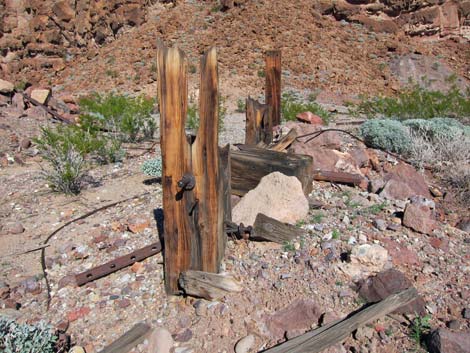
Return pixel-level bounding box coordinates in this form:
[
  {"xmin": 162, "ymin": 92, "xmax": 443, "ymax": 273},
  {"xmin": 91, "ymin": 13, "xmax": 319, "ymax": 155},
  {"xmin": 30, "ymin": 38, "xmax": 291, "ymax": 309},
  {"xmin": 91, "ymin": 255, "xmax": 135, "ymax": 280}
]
[
  {"xmin": 231, "ymin": 146, "xmax": 313, "ymax": 197},
  {"xmin": 269, "ymin": 128, "xmax": 297, "ymax": 152},
  {"xmin": 251, "ymin": 213, "xmax": 306, "ymax": 243},
  {"xmin": 179, "ymin": 270, "xmax": 242, "ymax": 300},
  {"xmin": 99, "ymin": 323, "xmax": 151, "ymax": 353},
  {"xmin": 262, "ymin": 287, "xmax": 419, "ymax": 353},
  {"xmin": 265, "ymin": 50, "xmax": 281, "ymax": 127},
  {"xmin": 75, "ymin": 242, "xmax": 162, "ymax": 286},
  {"xmin": 312, "ymin": 170, "xmax": 365, "ymax": 186}
]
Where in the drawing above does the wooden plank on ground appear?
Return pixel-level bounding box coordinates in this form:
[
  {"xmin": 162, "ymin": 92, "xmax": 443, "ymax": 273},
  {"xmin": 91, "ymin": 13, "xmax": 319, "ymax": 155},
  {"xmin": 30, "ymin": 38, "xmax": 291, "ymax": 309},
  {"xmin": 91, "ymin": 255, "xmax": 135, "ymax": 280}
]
[
  {"xmin": 262, "ymin": 287, "xmax": 418, "ymax": 353},
  {"xmin": 179, "ymin": 270, "xmax": 242, "ymax": 300},
  {"xmin": 99, "ymin": 323, "xmax": 151, "ymax": 353},
  {"xmin": 269, "ymin": 128, "xmax": 297, "ymax": 152},
  {"xmin": 251, "ymin": 213, "xmax": 305, "ymax": 243},
  {"xmin": 312, "ymin": 170, "xmax": 365, "ymax": 186},
  {"xmin": 231, "ymin": 146, "xmax": 313, "ymax": 197}
]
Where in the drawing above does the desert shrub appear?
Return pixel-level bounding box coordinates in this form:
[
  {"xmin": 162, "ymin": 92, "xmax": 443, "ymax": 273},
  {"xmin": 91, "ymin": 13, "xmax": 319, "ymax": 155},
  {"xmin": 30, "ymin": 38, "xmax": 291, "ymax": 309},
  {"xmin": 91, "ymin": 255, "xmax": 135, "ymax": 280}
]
[
  {"xmin": 185, "ymin": 95, "xmax": 226, "ymax": 132},
  {"xmin": 281, "ymin": 91, "xmax": 330, "ymax": 124},
  {"xmin": 360, "ymin": 119, "xmax": 411, "ymax": 154},
  {"xmin": 354, "ymin": 82, "xmax": 470, "ymax": 120},
  {"xmin": 141, "ymin": 157, "xmax": 163, "ymax": 177},
  {"xmin": 79, "ymin": 93, "xmax": 156, "ymax": 142},
  {"xmin": 236, "ymin": 98, "xmax": 246, "ymax": 113},
  {"xmin": 403, "ymin": 118, "xmax": 470, "ymax": 140},
  {"xmin": 0, "ymin": 318, "xmax": 57, "ymax": 353}
]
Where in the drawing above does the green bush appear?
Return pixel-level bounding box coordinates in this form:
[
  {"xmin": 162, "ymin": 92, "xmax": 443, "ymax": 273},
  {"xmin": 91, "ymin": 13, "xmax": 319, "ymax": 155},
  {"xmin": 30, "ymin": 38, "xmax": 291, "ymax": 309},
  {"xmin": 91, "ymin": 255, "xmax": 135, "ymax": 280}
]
[
  {"xmin": 79, "ymin": 93, "xmax": 156, "ymax": 142},
  {"xmin": 141, "ymin": 157, "xmax": 162, "ymax": 177},
  {"xmin": 281, "ymin": 91, "xmax": 330, "ymax": 124},
  {"xmin": 0, "ymin": 318, "xmax": 57, "ymax": 353},
  {"xmin": 354, "ymin": 82, "xmax": 470, "ymax": 120},
  {"xmin": 185, "ymin": 95, "xmax": 226, "ymax": 132},
  {"xmin": 360, "ymin": 119, "xmax": 411, "ymax": 154},
  {"xmin": 403, "ymin": 118, "xmax": 470, "ymax": 141}
]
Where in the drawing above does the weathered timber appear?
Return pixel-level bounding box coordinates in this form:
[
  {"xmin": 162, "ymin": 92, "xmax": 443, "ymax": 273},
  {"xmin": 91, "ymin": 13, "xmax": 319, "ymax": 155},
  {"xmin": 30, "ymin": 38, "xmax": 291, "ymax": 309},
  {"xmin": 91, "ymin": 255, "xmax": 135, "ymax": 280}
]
[
  {"xmin": 99, "ymin": 323, "xmax": 151, "ymax": 353},
  {"xmin": 157, "ymin": 43, "xmax": 193, "ymax": 294},
  {"xmin": 251, "ymin": 213, "xmax": 305, "ymax": 243},
  {"xmin": 269, "ymin": 128, "xmax": 297, "ymax": 152},
  {"xmin": 157, "ymin": 44, "xmax": 229, "ymax": 294},
  {"xmin": 265, "ymin": 50, "xmax": 281, "ymax": 127},
  {"xmin": 218, "ymin": 145, "xmax": 231, "ymax": 265},
  {"xmin": 231, "ymin": 146, "xmax": 313, "ymax": 196},
  {"xmin": 312, "ymin": 170, "xmax": 365, "ymax": 186},
  {"xmin": 191, "ymin": 47, "xmax": 226, "ymax": 272},
  {"xmin": 75, "ymin": 242, "xmax": 162, "ymax": 286},
  {"xmin": 262, "ymin": 287, "xmax": 419, "ymax": 353},
  {"xmin": 245, "ymin": 97, "xmax": 272, "ymax": 145},
  {"xmin": 179, "ymin": 270, "xmax": 242, "ymax": 300}
]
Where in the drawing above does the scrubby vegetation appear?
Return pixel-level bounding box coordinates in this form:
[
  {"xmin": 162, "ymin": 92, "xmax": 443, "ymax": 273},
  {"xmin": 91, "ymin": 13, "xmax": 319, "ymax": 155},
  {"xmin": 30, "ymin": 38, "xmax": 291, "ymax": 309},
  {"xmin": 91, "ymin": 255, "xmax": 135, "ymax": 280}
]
[
  {"xmin": 35, "ymin": 93, "xmax": 155, "ymax": 194},
  {"xmin": 141, "ymin": 157, "xmax": 163, "ymax": 177},
  {"xmin": 281, "ymin": 91, "xmax": 330, "ymax": 124},
  {"xmin": 185, "ymin": 95, "xmax": 226, "ymax": 132},
  {"xmin": 360, "ymin": 119, "xmax": 411, "ymax": 154},
  {"xmin": 354, "ymin": 81, "xmax": 470, "ymax": 120},
  {"xmin": 0, "ymin": 318, "xmax": 57, "ymax": 353}
]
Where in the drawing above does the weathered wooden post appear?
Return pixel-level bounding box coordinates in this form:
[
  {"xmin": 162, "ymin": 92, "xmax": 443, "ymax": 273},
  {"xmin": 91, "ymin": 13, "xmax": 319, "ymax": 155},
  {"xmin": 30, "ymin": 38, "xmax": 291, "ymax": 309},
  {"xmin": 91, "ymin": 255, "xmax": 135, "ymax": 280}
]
[
  {"xmin": 265, "ymin": 50, "xmax": 281, "ymax": 127},
  {"xmin": 245, "ymin": 97, "xmax": 272, "ymax": 145},
  {"xmin": 157, "ymin": 44, "xmax": 230, "ymax": 294}
]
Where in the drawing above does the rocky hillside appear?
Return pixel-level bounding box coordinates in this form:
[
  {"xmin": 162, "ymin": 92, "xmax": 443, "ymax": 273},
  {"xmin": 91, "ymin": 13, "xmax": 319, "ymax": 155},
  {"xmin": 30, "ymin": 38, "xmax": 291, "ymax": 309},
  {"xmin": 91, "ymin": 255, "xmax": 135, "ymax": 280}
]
[{"xmin": 1, "ymin": 0, "xmax": 469, "ymax": 101}]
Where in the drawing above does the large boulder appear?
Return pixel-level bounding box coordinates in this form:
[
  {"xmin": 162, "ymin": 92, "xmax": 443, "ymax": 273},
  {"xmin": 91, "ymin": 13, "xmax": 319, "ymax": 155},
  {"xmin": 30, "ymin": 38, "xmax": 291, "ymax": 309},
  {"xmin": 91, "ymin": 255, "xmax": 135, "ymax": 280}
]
[
  {"xmin": 427, "ymin": 328, "xmax": 470, "ymax": 353},
  {"xmin": 403, "ymin": 202, "xmax": 438, "ymax": 235},
  {"xmin": 379, "ymin": 162, "xmax": 431, "ymax": 201},
  {"xmin": 232, "ymin": 172, "xmax": 309, "ymax": 226}
]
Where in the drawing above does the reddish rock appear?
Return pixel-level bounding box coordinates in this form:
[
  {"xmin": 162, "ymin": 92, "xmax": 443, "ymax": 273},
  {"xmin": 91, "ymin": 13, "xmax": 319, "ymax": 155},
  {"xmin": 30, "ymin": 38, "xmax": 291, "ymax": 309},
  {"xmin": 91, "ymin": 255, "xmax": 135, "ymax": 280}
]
[
  {"xmin": 116, "ymin": 298, "xmax": 131, "ymax": 308},
  {"xmin": 20, "ymin": 276, "xmax": 41, "ymax": 295},
  {"xmin": 357, "ymin": 269, "xmax": 426, "ymax": 315},
  {"xmin": 351, "ymin": 14, "xmax": 399, "ymax": 33},
  {"xmin": 296, "ymin": 111, "xmax": 324, "ymax": 125},
  {"xmin": 403, "ymin": 203, "xmax": 438, "ymax": 235},
  {"xmin": 381, "ymin": 238, "xmax": 420, "ymax": 267},
  {"xmin": 58, "ymin": 275, "xmax": 77, "ymax": 289},
  {"xmin": 0, "ymin": 281, "xmax": 10, "ymax": 300},
  {"xmin": 264, "ymin": 299, "xmax": 322, "ymax": 339},
  {"xmin": 12, "ymin": 93, "xmax": 25, "ymax": 110},
  {"xmin": 127, "ymin": 218, "xmax": 151, "ymax": 233},
  {"xmin": 429, "ymin": 237, "xmax": 449, "ymax": 251},
  {"xmin": 52, "ymin": 1, "xmax": 75, "ymax": 22},
  {"xmin": 20, "ymin": 138, "xmax": 31, "ymax": 150},
  {"xmin": 67, "ymin": 307, "xmax": 91, "ymax": 322},
  {"xmin": 427, "ymin": 328, "xmax": 470, "ymax": 353},
  {"xmin": 174, "ymin": 328, "xmax": 193, "ymax": 342},
  {"xmin": 7, "ymin": 222, "xmax": 24, "ymax": 234},
  {"xmin": 130, "ymin": 261, "xmax": 144, "ymax": 274},
  {"xmin": 380, "ymin": 162, "xmax": 432, "ymax": 201},
  {"xmin": 286, "ymin": 121, "xmax": 341, "ymax": 149},
  {"xmin": 350, "ymin": 147, "xmax": 369, "ymax": 168}
]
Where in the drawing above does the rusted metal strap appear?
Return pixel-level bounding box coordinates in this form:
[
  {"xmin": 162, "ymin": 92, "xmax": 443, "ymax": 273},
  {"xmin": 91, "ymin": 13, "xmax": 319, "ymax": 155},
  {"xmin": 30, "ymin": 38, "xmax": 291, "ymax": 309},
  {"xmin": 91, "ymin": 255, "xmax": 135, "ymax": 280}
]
[
  {"xmin": 225, "ymin": 221, "xmax": 252, "ymax": 239},
  {"xmin": 75, "ymin": 241, "xmax": 162, "ymax": 286}
]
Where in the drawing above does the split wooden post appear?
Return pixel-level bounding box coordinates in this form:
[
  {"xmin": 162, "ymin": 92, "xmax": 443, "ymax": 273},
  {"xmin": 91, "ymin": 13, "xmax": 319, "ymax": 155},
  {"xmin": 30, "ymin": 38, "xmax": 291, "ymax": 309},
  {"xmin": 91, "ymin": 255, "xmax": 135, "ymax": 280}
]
[
  {"xmin": 265, "ymin": 50, "xmax": 281, "ymax": 127},
  {"xmin": 245, "ymin": 97, "xmax": 272, "ymax": 145},
  {"xmin": 157, "ymin": 44, "xmax": 230, "ymax": 294}
]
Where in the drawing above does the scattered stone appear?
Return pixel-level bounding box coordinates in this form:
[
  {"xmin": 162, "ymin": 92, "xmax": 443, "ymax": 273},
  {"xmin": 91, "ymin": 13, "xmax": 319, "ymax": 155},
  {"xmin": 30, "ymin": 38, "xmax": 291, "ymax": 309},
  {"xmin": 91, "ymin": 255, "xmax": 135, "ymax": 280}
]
[
  {"xmin": 463, "ymin": 308, "xmax": 470, "ymax": 319},
  {"xmin": 127, "ymin": 218, "xmax": 151, "ymax": 233},
  {"xmin": 0, "ymin": 281, "xmax": 10, "ymax": 300},
  {"xmin": 0, "ymin": 79, "xmax": 14, "ymax": 94},
  {"xmin": 426, "ymin": 328, "xmax": 470, "ymax": 353},
  {"xmin": 58, "ymin": 275, "xmax": 76, "ymax": 289},
  {"xmin": 148, "ymin": 327, "xmax": 174, "ymax": 353},
  {"xmin": 69, "ymin": 346, "xmax": 86, "ymax": 353},
  {"xmin": 30, "ymin": 88, "xmax": 51, "ymax": 105},
  {"xmin": 264, "ymin": 299, "xmax": 322, "ymax": 339},
  {"xmin": 447, "ymin": 320, "xmax": 461, "ymax": 330},
  {"xmin": 20, "ymin": 138, "xmax": 32, "ymax": 150},
  {"xmin": 6, "ymin": 222, "xmax": 24, "ymax": 234},
  {"xmin": 340, "ymin": 244, "xmax": 388, "ymax": 278},
  {"xmin": 286, "ymin": 122, "xmax": 341, "ymax": 149},
  {"xmin": 373, "ymin": 219, "xmax": 387, "ymax": 231},
  {"xmin": 357, "ymin": 269, "xmax": 426, "ymax": 315},
  {"xmin": 66, "ymin": 307, "xmax": 91, "ymax": 322},
  {"xmin": 381, "ymin": 238, "xmax": 420, "ymax": 266},
  {"xmin": 20, "ymin": 276, "xmax": 41, "ymax": 295},
  {"xmin": 131, "ymin": 261, "xmax": 144, "ymax": 274},
  {"xmin": 235, "ymin": 334, "xmax": 255, "ymax": 353},
  {"xmin": 403, "ymin": 203, "xmax": 438, "ymax": 235},
  {"xmin": 232, "ymin": 172, "xmax": 309, "ymax": 225},
  {"xmin": 12, "ymin": 93, "xmax": 25, "ymax": 110},
  {"xmin": 369, "ymin": 179, "xmax": 385, "ymax": 194},
  {"xmin": 456, "ymin": 218, "xmax": 470, "ymax": 233},
  {"xmin": 296, "ymin": 111, "xmax": 324, "ymax": 125},
  {"xmin": 174, "ymin": 328, "xmax": 193, "ymax": 342}
]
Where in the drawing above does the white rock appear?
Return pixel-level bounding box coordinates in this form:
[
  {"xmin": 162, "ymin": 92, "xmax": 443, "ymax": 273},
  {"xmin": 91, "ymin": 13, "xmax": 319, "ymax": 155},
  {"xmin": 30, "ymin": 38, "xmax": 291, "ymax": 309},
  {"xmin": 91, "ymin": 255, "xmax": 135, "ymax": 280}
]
[
  {"xmin": 69, "ymin": 347, "xmax": 85, "ymax": 353},
  {"xmin": 340, "ymin": 244, "xmax": 388, "ymax": 279},
  {"xmin": 148, "ymin": 327, "xmax": 174, "ymax": 353},
  {"xmin": 235, "ymin": 334, "xmax": 255, "ymax": 353},
  {"xmin": 0, "ymin": 79, "xmax": 14, "ymax": 94},
  {"xmin": 232, "ymin": 172, "xmax": 309, "ymax": 226},
  {"xmin": 30, "ymin": 89, "xmax": 51, "ymax": 104}
]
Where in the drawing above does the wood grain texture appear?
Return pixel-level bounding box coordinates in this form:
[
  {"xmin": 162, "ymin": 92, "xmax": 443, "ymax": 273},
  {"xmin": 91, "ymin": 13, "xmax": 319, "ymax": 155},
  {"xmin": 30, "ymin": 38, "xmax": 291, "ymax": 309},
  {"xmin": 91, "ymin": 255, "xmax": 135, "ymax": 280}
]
[
  {"xmin": 157, "ymin": 44, "xmax": 229, "ymax": 294},
  {"xmin": 312, "ymin": 170, "xmax": 365, "ymax": 186},
  {"xmin": 99, "ymin": 323, "xmax": 151, "ymax": 353},
  {"xmin": 269, "ymin": 128, "xmax": 297, "ymax": 152},
  {"xmin": 157, "ymin": 43, "xmax": 192, "ymax": 294},
  {"xmin": 245, "ymin": 97, "xmax": 272, "ymax": 145},
  {"xmin": 251, "ymin": 213, "xmax": 305, "ymax": 243},
  {"xmin": 179, "ymin": 270, "xmax": 242, "ymax": 300},
  {"xmin": 263, "ymin": 287, "xmax": 418, "ymax": 353},
  {"xmin": 265, "ymin": 50, "xmax": 281, "ymax": 127},
  {"xmin": 230, "ymin": 146, "xmax": 313, "ymax": 196}
]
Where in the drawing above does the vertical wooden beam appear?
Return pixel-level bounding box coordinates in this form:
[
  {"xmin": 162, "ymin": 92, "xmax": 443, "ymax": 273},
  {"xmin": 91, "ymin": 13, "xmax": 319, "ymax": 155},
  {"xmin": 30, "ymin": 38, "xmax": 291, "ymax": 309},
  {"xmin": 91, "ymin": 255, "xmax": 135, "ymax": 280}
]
[
  {"xmin": 265, "ymin": 50, "xmax": 281, "ymax": 127},
  {"xmin": 157, "ymin": 44, "xmax": 194, "ymax": 294},
  {"xmin": 192, "ymin": 47, "xmax": 222, "ymax": 272},
  {"xmin": 245, "ymin": 97, "xmax": 272, "ymax": 145}
]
